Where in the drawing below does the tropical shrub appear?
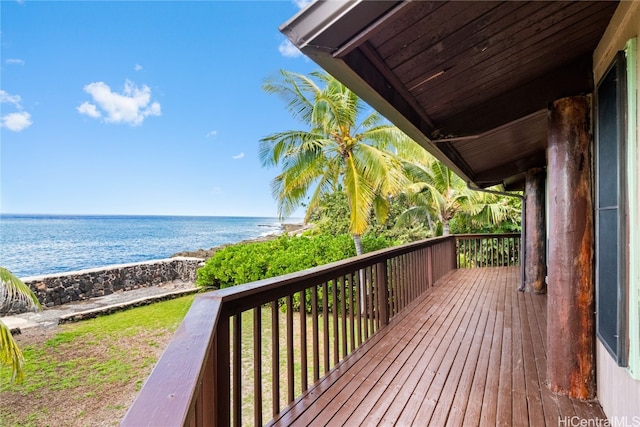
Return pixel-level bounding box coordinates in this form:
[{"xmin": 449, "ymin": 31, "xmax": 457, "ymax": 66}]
[{"xmin": 196, "ymin": 233, "xmax": 391, "ymax": 290}]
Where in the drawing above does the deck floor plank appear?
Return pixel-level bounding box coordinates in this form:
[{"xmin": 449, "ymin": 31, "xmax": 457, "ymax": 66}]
[
  {"xmin": 383, "ymin": 269, "xmax": 487, "ymax": 426},
  {"xmin": 425, "ymin": 266, "xmax": 497, "ymax": 427},
  {"xmin": 269, "ymin": 267, "xmax": 606, "ymax": 427},
  {"xmin": 496, "ymin": 267, "xmax": 514, "ymax": 426},
  {"xmin": 510, "ymin": 277, "xmax": 530, "ymax": 427},
  {"xmin": 459, "ymin": 267, "xmax": 500, "ymax": 426},
  {"xmin": 479, "ymin": 267, "xmax": 505, "ymax": 427},
  {"xmin": 327, "ymin": 272, "xmax": 469, "ymax": 426}
]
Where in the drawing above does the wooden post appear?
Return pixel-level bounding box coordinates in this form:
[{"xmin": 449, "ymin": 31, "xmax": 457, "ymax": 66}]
[
  {"xmin": 376, "ymin": 261, "xmax": 389, "ymax": 326},
  {"xmin": 546, "ymin": 96, "xmax": 595, "ymax": 399},
  {"xmin": 214, "ymin": 313, "xmax": 231, "ymax": 426},
  {"xmin": 524, "ymin": 168, "xmax": 547, "ymax": 293}
]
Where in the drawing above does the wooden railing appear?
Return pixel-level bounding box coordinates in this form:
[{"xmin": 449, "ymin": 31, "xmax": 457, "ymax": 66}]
[
  {"xmin": 455, "ymin": 233, "xmax": 521, "ymax": 268},
  {"xmin": 122, "ymin": 233, "xmax": 515, "ymax": 427}
]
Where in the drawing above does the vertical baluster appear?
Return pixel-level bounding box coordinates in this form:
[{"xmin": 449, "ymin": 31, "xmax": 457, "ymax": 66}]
[
  {"xmin": 391, "ymin": 257, "xmax": 397, "ymax": 312},
  {"xmin": 461, "ymin": 238, "xmax": 465, "ymax": 268},
  {"xmin": 311, "ymin": 286, "xmax": 319, "ymax": 382},
  {"xmin": 348, "ymin": 272, "xmax": 356, "ymax": 352},
  {"xmin": 400, "ymin": 254, "xmax": 407, "ymax": 311},
  {"xmin": 214, "ymin": 314, "xmax": 231, "ymax": 427},
  {"xmin": 408, "ymin": 252, "xmax": 413, "ymax": 303},
  {"xmin": 232, "ymin": 314, "xmax": 241, "ymax": 427},
  {"xmin": 367, "ymin": 266, "xmax": 373, "ymax": 337},
  {"xmin": 377, "ymin": 261, "xmax": 389, "ymax": 327},
  {"xmin": 474, "ymin": 238, "xmax": 478, "ymax": 267},
  {"xmin": 391, "ymin": 257, "xmax": 400, "ymax": 316},
  {"xmin": 299, "ymin": 290, "xmax": 308, "ymax": 393},
  {"xmin": 322, "ymin": 281, "xmax": 329, "ymax": 374},
  {"xmin": 355, "ymin": 272, "xmax": 362, "ymax": 347},
  {"xmin": 286, "ymin": 295, "xmax": 294, "ymax": 403},
  {"xmin": 253, "ymin": 308, "xmax": 262, "ymax": 426},
  {"xmin": 416, "ymin": 248, "xmax": 424, "ymax": 295},
  {"xmin": 332, "ymin": 278, "xmax": 339, "ymax": 366},
  {"xmin": 271, "ymin": 300, "xmax": 280, "ymax": 417},
  {"xmin": 340, "ymin": 276, "xmax": 347, "ymax": 358}
]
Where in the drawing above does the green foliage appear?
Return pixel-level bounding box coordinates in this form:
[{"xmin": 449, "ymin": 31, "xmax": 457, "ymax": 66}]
[
  {"xmin": 0, "ymin": 295, "xmax": 196, "ymax": 395},
  {"xmin": 1, "ymin": 267, "xmax": 42, "ymax": 383},
  {"xmin": 449, "ymin": 193, "xmax": 522, "ymax": 234},
  {"xmin": 196, "ymin": 233, "xmax": 392, "ymax": 289},
  {"xmin": 307, "ymin": 191, "xmax": 350, "ymax": 236},
  {"xmin": 308, "ymin": 191, "xmax": 432, "ymax": 245}
]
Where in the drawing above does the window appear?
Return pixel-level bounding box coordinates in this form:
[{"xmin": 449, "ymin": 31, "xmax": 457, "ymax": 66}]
[{"xmin": 595, "ymin": 51, "xmax": 628, "ymax": 366}]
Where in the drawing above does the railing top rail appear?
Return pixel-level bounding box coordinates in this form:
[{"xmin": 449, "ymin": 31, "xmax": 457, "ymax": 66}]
[
  {"xmin": 210, "ymin": 235, "xmax": 455, "ymax": 313},
  {"xmin": 454, "ymin": 232, "xmax": 521, "ymax": 239},
  {"xmin": 121, "ymin": 295, "xmax": 222, "ymax": 427}
]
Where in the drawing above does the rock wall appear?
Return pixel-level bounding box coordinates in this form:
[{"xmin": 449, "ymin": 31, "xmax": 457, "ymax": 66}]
[{"xmin": 14, "ymin": 257, "xmax": 203, "ymax": 313}]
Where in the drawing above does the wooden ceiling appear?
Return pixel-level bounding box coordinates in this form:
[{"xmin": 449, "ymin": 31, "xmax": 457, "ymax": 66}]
[{"xmin": 281, "ymin": 1, "xmax": 619, "ymax": 188}]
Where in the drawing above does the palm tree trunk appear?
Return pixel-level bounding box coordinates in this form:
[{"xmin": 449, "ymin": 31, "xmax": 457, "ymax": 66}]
[
  {"xmin": 352, "ymin": 234, "xmax": 364, "ymax": 255},
  {"xmin": 352, "ymin": 233, "xmax": 367, "ymax": 313},
  {"xmin": 442, "ymin": 220, "xmax": 450, "ymax": 236}
]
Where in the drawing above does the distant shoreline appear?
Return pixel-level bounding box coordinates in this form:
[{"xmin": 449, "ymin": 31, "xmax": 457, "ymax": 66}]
[
  {"xmin": 3, "ymin": 216, "xmax": 306, "ymax": 278},
  {"xmin": 170, "ymin": 222, "xmax": 310, "ymax": 260}
]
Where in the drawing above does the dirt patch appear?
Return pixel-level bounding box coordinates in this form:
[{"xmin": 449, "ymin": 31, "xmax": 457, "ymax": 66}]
[{"xmin": 0, "ymin": 325, "xmax": 174, "ymax": 427}]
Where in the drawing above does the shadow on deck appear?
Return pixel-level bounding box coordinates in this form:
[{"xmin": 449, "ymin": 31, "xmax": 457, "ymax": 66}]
[{"xmin": 269, "ymin": 267, "xmax": 604, "ymax": 426}]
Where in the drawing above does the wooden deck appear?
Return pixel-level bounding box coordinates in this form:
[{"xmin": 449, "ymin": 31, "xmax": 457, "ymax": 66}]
[{"xmin": 268, "ymin": 266, "xmax": 605, "ymax": 426}]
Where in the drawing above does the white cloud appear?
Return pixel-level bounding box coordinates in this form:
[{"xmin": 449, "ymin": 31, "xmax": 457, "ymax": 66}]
[
  {"xmin": 77, "ymin": 102, "xmax": 101, "ymax": 118},
  {"xmin": 0, "ymin": 90, "xmax": 33, "ymax": 132},
  {"xmin": 1, "ymin": 111, "xmax": 32, "ymax": 132},
  {"xmin": 134, "ymin": 64, "xmax": 143, "ymax": 71},
  {"xmin": 293, "ymin": 0, "xmax": 314, "ymax": 9},
  {"xmin": 6, "ymin": 58, "xmax": 25, "ymax": 65},
  {"xmin": 232, "ymin": 152, "xmax": 245, "ymax": 160},
  {"xmin": 206, "ymin": 130, "xmax": 217, "ymax": 138},
  {"xmin": 77, "ymin": 79, "xmax": 161, "ymax": 126},
  {"xmin": 0, "ymin": 90, "xmax": 22, "ymax": 108},
  {"xmin": 210, "ymin": 186, "xmax": 222, "ymax": 195},
  {"xmin": 279, "ymin": 39, "xmax": 303, "ymax": 58}
]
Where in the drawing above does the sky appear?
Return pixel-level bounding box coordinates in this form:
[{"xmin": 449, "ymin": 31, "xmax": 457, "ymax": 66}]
[{"xmin": 0, "ymin": 0, "xmax": 318, "ymax": 218}]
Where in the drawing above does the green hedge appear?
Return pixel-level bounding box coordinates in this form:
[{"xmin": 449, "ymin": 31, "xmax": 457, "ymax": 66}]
[{"xmin": 195, "ymin": 233, "xmax": 391, "ymax": 290}]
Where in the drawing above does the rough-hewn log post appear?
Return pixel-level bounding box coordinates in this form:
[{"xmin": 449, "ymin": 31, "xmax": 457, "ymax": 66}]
[
  {"xmin": 546, "ymin": 96, "xmax": 595, "ymax": 399},
  {"xmin": 524, "ymin": 168, "xmax": 547, "ymax": 293}
]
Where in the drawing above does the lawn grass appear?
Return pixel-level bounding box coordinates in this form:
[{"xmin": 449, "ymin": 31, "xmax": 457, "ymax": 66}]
[{"xmin": 0, "ymin": 294, "xmax": 197, "ymax": 427}]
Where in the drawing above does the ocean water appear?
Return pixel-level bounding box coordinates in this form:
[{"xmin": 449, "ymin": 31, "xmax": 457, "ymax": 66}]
[{"xmin": 0, "ymin": 214, "xmax": 287, "ymax": 278}]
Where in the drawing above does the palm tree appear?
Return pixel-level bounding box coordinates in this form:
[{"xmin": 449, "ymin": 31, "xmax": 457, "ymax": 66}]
[
  {"xmin": 1, "ymin": 267, "xmax": 41, "ymax": 382},
  {"xmin": 398, "ymin": 156, "xmax": 519, "ymax": 235},
  {"xmin": 260, "ymin": 70, "xmax": 416, "ymax": 254}
]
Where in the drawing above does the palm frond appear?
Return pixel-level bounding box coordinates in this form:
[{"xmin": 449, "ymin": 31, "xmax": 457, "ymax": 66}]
[
  {"xmin": 355, "ymin": 143, "xmax": 407, "ymax": 197},
  {"xmin": 344, "ymin": 153, "xmax": 375, "ymax": 235},
  {"xmin": 0, "ymin": 320, "xmax": 24, "ymax": 382},
  {"xmin": 259, "ymin": 130, "xmax": 323, "ymax": 167},
  {"xmin": 0, "ymin": 267, "xmax": 41, "ymax": 312},
  {"xmin": 395, "ymin": 205, "xmax": 433, "ymax": 229},
  {"xmin": 1, "ymin": 267, "xmax": 40, "ymax": 383},
  {"xmin": 262, "ymin": 70, "xmax": 321, "ymax": 125},
  {"xmin": 372, "ymin": 194, "xmax": 390, "ymax": 225}
]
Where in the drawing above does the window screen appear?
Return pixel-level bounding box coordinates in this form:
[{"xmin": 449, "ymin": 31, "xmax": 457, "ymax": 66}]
[{"xmin": 595, "ymin": 51, "xmax": 628, "ymax": 366}]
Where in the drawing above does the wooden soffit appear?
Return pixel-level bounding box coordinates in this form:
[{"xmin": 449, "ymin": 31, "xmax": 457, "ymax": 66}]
[{"xmin": 281, "ymin": 0, "xmax": 619, "ymax": 187}]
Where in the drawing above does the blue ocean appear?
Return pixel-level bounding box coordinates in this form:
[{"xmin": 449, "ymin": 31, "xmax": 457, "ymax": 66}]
[{"xmin": 0, "ymin": 215, "xmax": 287, "ymax": 278}]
